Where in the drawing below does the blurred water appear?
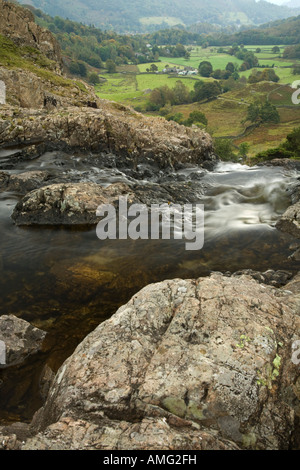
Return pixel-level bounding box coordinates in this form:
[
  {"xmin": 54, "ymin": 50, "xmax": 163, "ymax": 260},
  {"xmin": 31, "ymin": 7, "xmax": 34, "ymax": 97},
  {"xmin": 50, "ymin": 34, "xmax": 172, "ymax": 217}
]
[{"xmin": 0, "ymin": 155, "xmax": 299, "ymax": 422}]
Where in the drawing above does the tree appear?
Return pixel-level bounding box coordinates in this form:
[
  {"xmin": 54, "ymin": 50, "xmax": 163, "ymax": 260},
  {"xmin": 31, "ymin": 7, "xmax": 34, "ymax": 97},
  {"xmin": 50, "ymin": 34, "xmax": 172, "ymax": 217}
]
[
  {"xmin": 260, "ymin": 101, "xmax": 280, "ymax": 124},
  {"xmin": 173, "ymin": 80, "xmax": 190, "ymax": 105},
  {"xmin": 166, "ymin": 112, "xmax": 184, "ymax": 124},
  {"xmin": 261, "ymin": 69, "xmax": 280, "ymax": 82},
  {"xmin": 148, "ymin": 85, "xmax": 175, "ymax": 109},
  {"xmin": 283, "ymin": 45, "xmax": 300, "ymax": 59},
  {"xmin": 175, "ymin": 43, "xmax": 186, "ymax": 57},
  {"xmin": 106, "ymin": 59, "xmax": 116, "ymax": 73},
  {"xmin": 246, "ymin": 101, "xmax": 280, "ymax": 124},
  {"xmin": 69, "ymin": 61, "xmax": 87, "ymax": 77},
  {"xmin": 213, "ymin": 138, "xmax": 237, "ymax": 162},
  {"xmin": 225, "ymin": 62, "xmax": 235, "ymax": 74},
  {"xmin": 293, "ymin": 65, "xmax": 300, "ymax": 75},
  {"xmin": 198, "ymin": 61, "xmax": 213, "ymax": 77},
  {"xmin": 211, "ymin": 69, "xmax": 223, "ymax": 79},
  {"xmin": 246, "ymin": 103, "xmax": 260, "ymax": 123},
  {"xmin": 248, "ymin": 68, "xmax": 279, "ymax": 84},
  {"xmin": 150, "ymin": 63, "xmax": 158, "ymax": 72},
  {"xmin": 186, "ymin": 110, "xmax": 207, "ymax": 126},
  {"xmin": 272, "ymin": 46, "xmax": 280, "ymax": 54},
  {"xmin": 283, "ymin": 127, "xmax": 300, "ymax": 154},
  {"xmin": 88, "ymin": 72, "xmax": 100, "ymax": 85},
  {"xmin": 193, "ymin": 80, "xmax": 222, "ymax": 102},
  {"xmin": 239, "ymin": 142, "xmax": 250, "ymax": 158}
]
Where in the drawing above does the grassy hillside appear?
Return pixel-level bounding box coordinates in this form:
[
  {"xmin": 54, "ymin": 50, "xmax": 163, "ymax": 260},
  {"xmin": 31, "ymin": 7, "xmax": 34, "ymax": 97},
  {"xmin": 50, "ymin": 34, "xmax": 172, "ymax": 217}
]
[
  {"xmin": 208, "ymin": 14, "xmax": 300, "ymax": 45},
  {"xmin": 0, "ymin": 34, "xmax": 86, "ymax": 90}
]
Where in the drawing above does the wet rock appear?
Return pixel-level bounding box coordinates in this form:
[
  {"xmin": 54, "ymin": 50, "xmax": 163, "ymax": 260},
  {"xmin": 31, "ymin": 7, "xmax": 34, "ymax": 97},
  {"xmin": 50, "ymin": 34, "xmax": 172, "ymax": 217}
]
[
  {"xmin": 7, "ymin": 171, "xmax": 50, "ymax": 194},
  {"xmin": 132, "ymin": 181, "xmax": 207, "ymax": 206},
  {"xmin": 258, "ymin": 159, "xmax": 300, "ymax": 171},
  {"xmin": 232, "ymin": 269, "xmax": 293, "ymax": 287},
  {"xmin": 276, "ymin": 201, "xmax": 300, "ymax": 239},
  {"xmin": 11, "ymin": 182, "xmax": 137, "ymax": 225},
  {"xmin": 0, "ymin": 422, "xmax": 33, "ymax": 450},
  {"xmin": 0, "ymin": 315, "xmax": 46, "ymax": 368},
  {"xmin": 23, "ymin": 274, "xmax": 300, "ymax": 450},
  {"xmin": 0, "ymin": 144, "xmax": 46, "ymax": 170},
  {"xmin": 11, "ymin": 178, "xmax": 211, "ymax": 226},
  {"xmin": 283, "ymin": 272, "xmax": 300, "ymax": 294},
  {"xmin": 0, "ymin": 171, "xmax": 9, "ymax": 189}
]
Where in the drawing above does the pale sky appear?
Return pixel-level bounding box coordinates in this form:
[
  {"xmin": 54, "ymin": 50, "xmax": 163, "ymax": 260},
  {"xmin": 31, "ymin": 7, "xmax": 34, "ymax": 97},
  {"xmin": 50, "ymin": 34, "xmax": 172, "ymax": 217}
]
[{"xmin": 262, "ymin": 0, "xmax": 288, "ymax": 4}]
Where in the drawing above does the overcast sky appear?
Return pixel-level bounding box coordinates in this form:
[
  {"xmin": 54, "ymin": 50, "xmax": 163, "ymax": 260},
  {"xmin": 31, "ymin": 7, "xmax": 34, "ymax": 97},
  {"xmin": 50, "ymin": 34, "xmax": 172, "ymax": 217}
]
[{"xmin": 262, "ymin": 0, "xmax": 288, "ymax": 4}]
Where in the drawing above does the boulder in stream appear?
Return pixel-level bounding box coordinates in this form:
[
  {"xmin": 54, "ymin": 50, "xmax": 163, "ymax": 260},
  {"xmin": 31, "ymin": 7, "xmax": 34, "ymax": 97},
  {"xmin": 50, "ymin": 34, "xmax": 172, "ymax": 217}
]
[{"xmin": 11, "ymin": 182, "xmax": 137, "ymax": 225}]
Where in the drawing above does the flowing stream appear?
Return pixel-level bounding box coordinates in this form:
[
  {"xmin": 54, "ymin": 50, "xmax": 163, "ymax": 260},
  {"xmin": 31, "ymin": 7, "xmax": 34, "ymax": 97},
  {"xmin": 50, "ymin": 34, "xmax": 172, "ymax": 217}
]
[{"xmin": 0, "ymin": 151, "xmax": 299, "ymax": 423}]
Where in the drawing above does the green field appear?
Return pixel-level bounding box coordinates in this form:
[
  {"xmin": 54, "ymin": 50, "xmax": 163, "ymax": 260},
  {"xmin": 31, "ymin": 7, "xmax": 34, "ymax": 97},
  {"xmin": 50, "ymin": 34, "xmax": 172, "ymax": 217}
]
[
  {"xmin": 95, "ymin": 69, "xmax": 200, "ymax": 108},
  {"xmin": 159, "ymin": 51, "xmax": 243, "ymax": 71},
  {"xmin": 139, "ymin": 16, "xmax": 184, "ymax": 26},
  {"xmin": 159, "ymin": 45, "xmax": 299, "ymax": 85},
  {"xmin": 94, "ymin": 44, "xmax": 300, "ymax": 158}
]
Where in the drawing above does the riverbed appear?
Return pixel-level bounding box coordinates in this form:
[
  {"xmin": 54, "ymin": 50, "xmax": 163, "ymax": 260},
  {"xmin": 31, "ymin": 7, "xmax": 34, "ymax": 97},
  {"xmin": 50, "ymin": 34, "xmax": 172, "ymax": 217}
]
[{"xmin": 0, "ymin": 150, "xmax": 299, "ymax": 422}]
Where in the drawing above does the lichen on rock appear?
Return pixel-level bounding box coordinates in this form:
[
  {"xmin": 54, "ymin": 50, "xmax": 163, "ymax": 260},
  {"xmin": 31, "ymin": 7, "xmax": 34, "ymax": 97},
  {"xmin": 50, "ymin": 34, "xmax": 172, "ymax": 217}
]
[{"xmin": 22, "ymin": 273, "xmax": 300, "ymax": 450}]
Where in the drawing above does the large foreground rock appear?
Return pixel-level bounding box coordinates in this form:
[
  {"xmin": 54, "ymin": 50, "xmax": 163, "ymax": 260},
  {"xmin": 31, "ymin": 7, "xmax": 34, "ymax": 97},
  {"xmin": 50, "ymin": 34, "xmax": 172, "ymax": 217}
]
[{"xmin": 23, "ymin": 274, "xmax": 300, "ymax": 450}]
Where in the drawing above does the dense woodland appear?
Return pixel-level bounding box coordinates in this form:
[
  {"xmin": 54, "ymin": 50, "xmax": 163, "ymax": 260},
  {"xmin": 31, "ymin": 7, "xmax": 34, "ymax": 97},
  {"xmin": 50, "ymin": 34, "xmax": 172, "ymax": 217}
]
[{"xmin": 20, "ymin": 0, "xmax": 300, "ymax": 33}]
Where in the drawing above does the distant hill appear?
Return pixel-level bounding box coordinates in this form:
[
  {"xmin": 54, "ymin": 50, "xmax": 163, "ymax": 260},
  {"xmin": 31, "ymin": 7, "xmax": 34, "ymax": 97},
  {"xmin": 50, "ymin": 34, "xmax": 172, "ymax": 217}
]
[
  {"xmin": 18, "ymin": 0, "xmax": 300, "ymax": 33},
  {"xmin": 208, "ymin": 13, "xmax": 300, "ymax": 45}
]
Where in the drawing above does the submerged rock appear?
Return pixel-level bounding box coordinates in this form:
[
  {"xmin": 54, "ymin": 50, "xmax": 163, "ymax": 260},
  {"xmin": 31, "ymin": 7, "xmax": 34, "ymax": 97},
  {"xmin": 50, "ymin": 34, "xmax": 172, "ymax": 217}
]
[
  {"xmin": 0, "ymin": 315, "xmax": 46, "ymax": 368},
  {"xmin": 22, "ymin": 274, "xmax": 300, "ymax": 450}
]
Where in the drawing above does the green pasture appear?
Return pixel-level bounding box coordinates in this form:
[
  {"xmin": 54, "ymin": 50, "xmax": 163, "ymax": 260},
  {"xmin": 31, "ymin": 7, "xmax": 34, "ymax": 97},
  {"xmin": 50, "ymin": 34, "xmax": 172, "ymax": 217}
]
[
  {"xmin": 95, "ymin": 70, "xmax": 200, "ymax": 107},
  {"xmin": 137, "ymin": 61, "xmax": 184, "ymax": 73},
  {"xmin": 159, "ymin": 53, "xmax": 243, "ymax": 71}
]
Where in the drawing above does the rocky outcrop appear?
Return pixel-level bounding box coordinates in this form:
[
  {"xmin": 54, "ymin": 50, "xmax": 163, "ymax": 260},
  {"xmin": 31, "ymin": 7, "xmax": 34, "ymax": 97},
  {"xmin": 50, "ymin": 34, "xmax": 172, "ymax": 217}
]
[
  {"xmin": 0, "ymin": 67, "xmax": 98, "ymax": 109},
  {"xmin": 0, "ymin": 2, "xmax": 215, "ymax": 165},
  {"xmin": 0, "ymin": 0, "xmax": 62, "ymax": 66},
  {"xmin": 22, "ymin": 274, "xmax": 300, "ymax": 450},
  {"xmin": 0, "ymin": 315, "xmax": 46, "ymax": 368},
  {"xmin": 0, "ymin": 106, "xmax": 215, "ymax": 167}
]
